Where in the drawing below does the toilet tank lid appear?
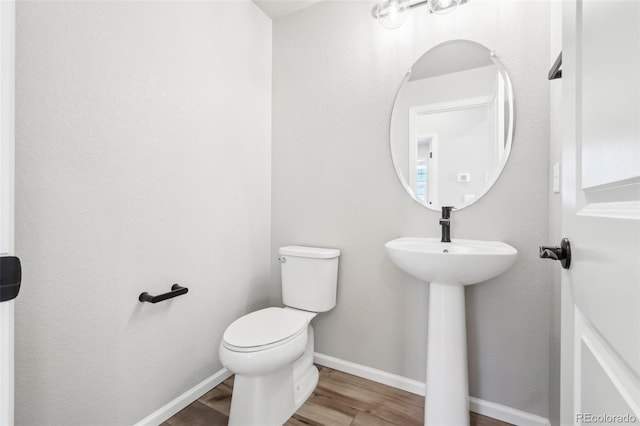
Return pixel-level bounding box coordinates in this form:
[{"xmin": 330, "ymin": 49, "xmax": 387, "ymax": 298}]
[{"xmin": 279, "ymin": 246, "xmax": 340, "ymax": 259}]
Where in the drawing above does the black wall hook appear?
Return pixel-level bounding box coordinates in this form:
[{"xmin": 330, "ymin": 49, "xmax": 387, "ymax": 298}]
[{"xmin": 139, "ymin": 284, "xmax": 188, "ymax": 303}]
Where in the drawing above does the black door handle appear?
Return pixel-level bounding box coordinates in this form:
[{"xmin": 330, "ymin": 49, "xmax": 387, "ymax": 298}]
[
  {"xmin": 0, "ymin": 256, "xmax": 22, "ymax": 302},
  {"xmin": 539, "ymin": 238, "xmax": 571, "ymax": 269}
]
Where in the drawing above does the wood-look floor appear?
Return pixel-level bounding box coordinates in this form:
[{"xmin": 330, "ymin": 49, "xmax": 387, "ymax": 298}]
[{"xmin": 163, "ymin": 365, "xmax": 513, "ymax": 426}]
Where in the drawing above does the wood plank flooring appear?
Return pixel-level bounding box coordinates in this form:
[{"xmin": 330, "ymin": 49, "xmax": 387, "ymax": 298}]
[{"xmin": 163, "ymin": 365, "xmax": 513, "ymax": 426}]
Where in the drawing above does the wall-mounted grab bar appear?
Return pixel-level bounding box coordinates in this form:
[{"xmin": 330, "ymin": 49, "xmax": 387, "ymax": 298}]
[{"xmin": 139, "ymin": 284, "xmax": 188, "ymax": 303}]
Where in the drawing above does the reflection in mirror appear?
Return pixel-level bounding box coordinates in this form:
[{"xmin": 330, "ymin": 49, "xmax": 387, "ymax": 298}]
[{"xmin": 390, "ymin": 40, "xmax": 514, "ymax": 211}]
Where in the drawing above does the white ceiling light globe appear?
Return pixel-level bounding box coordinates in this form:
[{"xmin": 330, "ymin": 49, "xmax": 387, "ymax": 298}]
[
  {"xmin": 376, "ymin": 0, "xmax": 410, "ymax": 30},
  {"xmin": 427, "ymin": 0, "xmax": 462, "ymax": 14}
]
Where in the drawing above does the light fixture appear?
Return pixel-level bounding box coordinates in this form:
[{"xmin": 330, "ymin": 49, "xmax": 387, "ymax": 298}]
[
  {"xmin": 373, "ymin": 0, "xmax": 468, "ymax": 29},
  {"xmin": 374, "ymin": 0, "xmax": 410, "ymax": 30},
  {"xmin": 427, "ymin": 0, "xmax": 462, "ymax": 14}
]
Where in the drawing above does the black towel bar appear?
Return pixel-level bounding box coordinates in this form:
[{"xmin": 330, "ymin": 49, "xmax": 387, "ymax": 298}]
[{"xmin": 139, "ymin": 284, "xmax": 188, "ymax": 303}]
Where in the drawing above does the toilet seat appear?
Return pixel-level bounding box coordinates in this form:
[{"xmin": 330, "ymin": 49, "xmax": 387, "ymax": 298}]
[{"xmin": 223, "ymin": 307, "xmax": 315, "ymax": 353}]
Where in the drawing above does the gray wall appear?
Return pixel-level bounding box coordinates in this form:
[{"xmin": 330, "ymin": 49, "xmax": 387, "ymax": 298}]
[
  {"xmin": 15, "ymin": 2, "xmax": 271, "ymax": 424},
  {"xmin": 272, "ymin": 0, "xmax": 552, "ymax": 417}
]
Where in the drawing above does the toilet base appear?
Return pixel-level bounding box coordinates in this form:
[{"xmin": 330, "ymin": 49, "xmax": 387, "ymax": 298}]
[{"xmin": 228, "ymin": 325, "xmax": 318, "ymax": 426}]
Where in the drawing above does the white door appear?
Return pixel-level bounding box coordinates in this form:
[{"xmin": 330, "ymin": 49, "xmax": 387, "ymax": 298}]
[
  {"xmin": 0, "ymin": 1, "xmax": 16, "ymax": 425},
  {"xmin": 560, "ymin": 1, "xmax": 640, "ymax": 425}
]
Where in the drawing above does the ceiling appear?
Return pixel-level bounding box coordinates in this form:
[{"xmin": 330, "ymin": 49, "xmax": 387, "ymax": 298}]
[{"xmin": 252, "ymin": 0, "xmax": 323, "ymax": 20}]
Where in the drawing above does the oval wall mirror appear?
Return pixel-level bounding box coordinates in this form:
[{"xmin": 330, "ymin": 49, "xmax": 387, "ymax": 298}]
[{"xmin": 390, "ymin": 40, "xmax": 514, "ymax": 211}]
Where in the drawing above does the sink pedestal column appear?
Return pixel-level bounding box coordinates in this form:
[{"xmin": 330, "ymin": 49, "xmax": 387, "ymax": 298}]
[{"xmin": 425, "ymin": 281, "xmax": 469, "ymax": 426}]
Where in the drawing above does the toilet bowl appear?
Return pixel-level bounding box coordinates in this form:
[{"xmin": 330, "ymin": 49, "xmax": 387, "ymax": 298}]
[
  {"xmin": 220, "ymin": 307, "xmax": 316, "ymax": 377},
  {"xmin": 219, "ymin": 246, "xmax": 340, "ymax": 426},
  {"xmin": 219, "ymin": 307, "xmax": 319, "ymax": 426}
]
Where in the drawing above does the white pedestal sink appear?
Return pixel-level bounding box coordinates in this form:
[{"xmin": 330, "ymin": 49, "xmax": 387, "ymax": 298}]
[{"xmin": 385, "ymin": 237, "xmax": 517, "ymax": 426}]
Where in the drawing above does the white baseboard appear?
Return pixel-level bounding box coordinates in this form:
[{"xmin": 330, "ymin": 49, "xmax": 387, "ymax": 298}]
[
  {"xmin": 314, "ymin": 352, "xmax": 550, "ymax": 426},
  {"xmin": 133, "ymin": 354, "xmax": 550, "ymax": 426},
  {"xmin": 134, "ymin": 367, "xmax": 232, "ymax": 426},
  {"xmin": 469, "ymin": 397, "xmax": 551, "ymax": 426},
  {"xmin": 314, "ymin": 352, "xmax": 426, "ymax": 396}
]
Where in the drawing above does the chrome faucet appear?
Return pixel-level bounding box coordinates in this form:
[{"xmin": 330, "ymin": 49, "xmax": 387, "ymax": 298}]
[{"xmin": 440, "ymin": 206, "xmax": 454, "ymax": 243}]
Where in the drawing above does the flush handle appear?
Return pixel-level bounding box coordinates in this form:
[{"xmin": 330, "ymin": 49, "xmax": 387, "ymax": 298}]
[{"xmin": 539, "ymin": 238, "xmax": 571, "ymax": 269}]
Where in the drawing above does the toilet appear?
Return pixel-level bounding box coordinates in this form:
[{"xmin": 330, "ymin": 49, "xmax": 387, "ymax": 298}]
[{"xmin": 219, "ymin": 245, "xmax": 340, "ymax": 426}]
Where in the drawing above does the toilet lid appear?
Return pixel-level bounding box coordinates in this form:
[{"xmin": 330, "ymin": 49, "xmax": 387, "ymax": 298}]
[{"xmin": 223, "ymin": 307, "xmax": 311, "ymax": 350}]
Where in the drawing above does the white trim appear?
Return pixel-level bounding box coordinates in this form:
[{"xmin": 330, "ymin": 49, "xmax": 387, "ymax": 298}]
[
  {"xmin": 578, "ymin": 201, "xmax": 640, "ymax": 220},
  {"xmin": 469, "ymin": 397, "xmax": 551, "ymax": 426},
  {"xmin": 576, "ymin": 308, "xmax": 640, "ymax": 418},
  {"xmin": 407, "ymin": 131, "xmax": 438, "ymax": 207},
  {"xmin": 573, "ymin": 307, "xmax": 583, "ymax": 425},
  {"xmin": 408, "ymin": 120, "xmax": 417, "ymax": 192},
  {"xmin": 0, "ymin": 2, "xmax": 16, "ymax": 425},
  {"xmin": 495, "ymin": 71, "xmax": 505, "ymax": 164},
  {"xmin": 0, "ymin": 0, "xmax": 14, "ymax": 257},
  {"xmin": 314, "ymin": 352, "xmax": 426, "ymax": 396},
  {"xmin": 427, "ymin": 136, "xmax": 438, "ymax": 206},
  {"xmin": 409, "ymin": 95, "xmax": 494, "ymax": 117},
  {"xmin": 314, "ymin": 352, "xmax": 550, "ymax": 426},
  {"xmin": 134, "ymin": 368, "xmax": 232, "ymax": 426},
  {"xmin": 133, "ymin": 355, "xmax": 552, "ymax": 426},
  {"xmin": 578, "ymin": 178, "xmax": 640, "ymax": 220}
]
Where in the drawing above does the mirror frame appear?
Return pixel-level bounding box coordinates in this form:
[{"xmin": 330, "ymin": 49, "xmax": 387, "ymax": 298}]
[{"xmin": 389, "ymin": 39, "xmax": 515, "ymax": 211}]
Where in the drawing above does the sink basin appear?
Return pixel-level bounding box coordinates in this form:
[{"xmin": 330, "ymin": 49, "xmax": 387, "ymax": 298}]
[
  {"xmin": 385, "ymin": 237, "xmax": 517, "ymax": 285},
  {"xmin": 384, "ymin": 237, "xmax": 517, "ymax": 426}
]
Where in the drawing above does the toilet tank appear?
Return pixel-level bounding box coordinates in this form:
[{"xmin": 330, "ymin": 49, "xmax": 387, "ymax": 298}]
[{"xmin": 279, "ymin": 246, "xmax": 340, "ymax": 312}]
